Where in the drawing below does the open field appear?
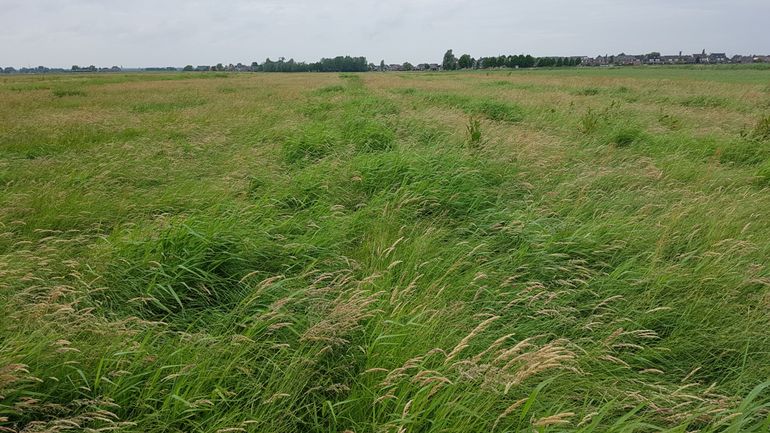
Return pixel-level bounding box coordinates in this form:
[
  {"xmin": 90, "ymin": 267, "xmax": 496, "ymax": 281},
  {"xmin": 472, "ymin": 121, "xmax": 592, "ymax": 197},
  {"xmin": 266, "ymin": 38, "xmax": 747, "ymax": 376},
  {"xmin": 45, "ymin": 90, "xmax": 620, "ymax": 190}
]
[{"xmin": 1, "ymin": 68, "xmax": 770, "ymax": 432}]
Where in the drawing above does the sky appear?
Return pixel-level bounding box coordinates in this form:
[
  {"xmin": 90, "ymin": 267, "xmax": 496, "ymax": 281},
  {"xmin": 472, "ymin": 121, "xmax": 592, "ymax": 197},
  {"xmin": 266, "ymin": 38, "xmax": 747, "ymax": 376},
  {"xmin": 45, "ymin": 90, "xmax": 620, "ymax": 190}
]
[{"xmin": 1, "ymin": 0, "xmax": 769, "ymax": 68}]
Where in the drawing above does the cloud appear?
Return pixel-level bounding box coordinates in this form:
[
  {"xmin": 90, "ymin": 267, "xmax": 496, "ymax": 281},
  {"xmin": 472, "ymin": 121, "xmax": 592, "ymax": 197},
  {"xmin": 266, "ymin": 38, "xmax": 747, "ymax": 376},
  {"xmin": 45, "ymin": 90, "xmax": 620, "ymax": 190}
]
[{"xmin": 0, "ymin": 0, "xmax": 768, "ymax": 67}]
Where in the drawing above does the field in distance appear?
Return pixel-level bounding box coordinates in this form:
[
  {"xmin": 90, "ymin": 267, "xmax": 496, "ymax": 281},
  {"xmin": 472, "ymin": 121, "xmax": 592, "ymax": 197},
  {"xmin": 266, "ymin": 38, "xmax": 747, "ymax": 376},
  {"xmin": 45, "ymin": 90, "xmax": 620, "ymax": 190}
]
[{"xmin": 1, "ymin": 68, "xmax": 769, "ymax": 432}]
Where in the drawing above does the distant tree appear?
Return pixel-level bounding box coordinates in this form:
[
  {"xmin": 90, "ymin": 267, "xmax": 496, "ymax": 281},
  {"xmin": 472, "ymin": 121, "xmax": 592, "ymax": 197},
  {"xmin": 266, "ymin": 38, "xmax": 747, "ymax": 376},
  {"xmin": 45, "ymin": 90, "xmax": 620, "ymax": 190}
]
[
  {"xmin": 215, "ymin": 63, "xmax": 224, "ymax": 71},
  {"xmin": 442, "ymin": 49, "xmax": 457, "ymax": 70},
  {"xmin": 263, "ymin": 58, "xmax": 275, "ymax": 72},
  {"xmin": 255, "ymin": 55, "xmax": 368, "ymax": 73},
  {"xmin": 71, "ymin": 65, "xmax": 80, "ymax": 71},
  {"xmin": 250, "ymin": 62, "xmax": 259, "ymax": 71},
  {"xmin": 183, "ymin": 65, "xmax": 194, "ymax": 71},
  {"xmin": 458, "ymin": 54, "xmax": 472, "ymax": 69},
  {"xmin": 402, "ymin": 62, "xmax": 414, "ymax": 71},
  {"xmin": 379, "ymin": 60, "xmax": 385, "ymax": 71},
  {"xmin": 524, "ymin": 55, "xmax": 535, "ymax": 67}
]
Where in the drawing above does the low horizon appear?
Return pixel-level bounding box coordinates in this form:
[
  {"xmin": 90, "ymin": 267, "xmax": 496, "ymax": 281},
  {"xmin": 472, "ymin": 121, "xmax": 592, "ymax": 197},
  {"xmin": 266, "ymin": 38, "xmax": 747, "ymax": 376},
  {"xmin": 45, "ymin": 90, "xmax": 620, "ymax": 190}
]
[{"xmin": 4, "ymin": 48, "xmax": 769, "ymax": 70}]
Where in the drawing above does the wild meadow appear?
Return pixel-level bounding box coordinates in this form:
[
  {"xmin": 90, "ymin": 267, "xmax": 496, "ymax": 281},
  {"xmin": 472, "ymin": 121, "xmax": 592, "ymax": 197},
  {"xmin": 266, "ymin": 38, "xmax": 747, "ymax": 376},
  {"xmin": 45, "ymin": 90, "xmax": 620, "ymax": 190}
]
[{"xmin": 1, "ymin": 67, "xmax": 769, "ymax": 432}]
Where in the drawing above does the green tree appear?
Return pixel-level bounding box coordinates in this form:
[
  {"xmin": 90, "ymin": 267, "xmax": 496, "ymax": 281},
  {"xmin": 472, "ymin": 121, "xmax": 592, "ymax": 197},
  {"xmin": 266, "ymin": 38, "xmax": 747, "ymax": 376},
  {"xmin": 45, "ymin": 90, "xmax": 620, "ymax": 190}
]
[
  {"xmin": 442, "ymin": 49, "xmax": 457, "ymax": 70},
  {"xmin": 183, "ymin": 65, "xmax": 194, "ymax": 71},
  {"xmin": 458, "ymin": 54, "xmax": 472, "ymax": 69},
  {"xmin": 402, "ymin": 62, "xmax": 414, "ymax": 71}
]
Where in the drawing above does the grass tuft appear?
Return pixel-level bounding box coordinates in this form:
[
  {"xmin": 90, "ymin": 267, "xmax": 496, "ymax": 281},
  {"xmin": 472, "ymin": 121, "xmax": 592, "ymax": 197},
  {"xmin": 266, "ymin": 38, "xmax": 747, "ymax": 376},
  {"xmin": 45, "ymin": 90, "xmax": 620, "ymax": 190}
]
[
  {"xmin": 751, "ymin": 114, "xmax": 770, "ymax": 141},
  {"xmin": 283, "ymin": 122, "xmax": 339, "ymax": 165},
  {"xmin": 574, "ymin": 87, "xmax": 602, "ymax": 96},
  {"xmin": 52, "ymin": 88, "xmax": 86, "ymax": 97},
  {"xmin": 609, "ymin": 125, "xmax": 645, "ymax": 147},
  {"xmin": 681, "ymin": 95, "xmax": 729, "ymax": 108},
  {"xmin": 579, "ymin": 108, "xmax": 601, "ymax": 134},
  {"xmin": 466, "ymin": 116, "xmax": 483, "ymax": 147}
]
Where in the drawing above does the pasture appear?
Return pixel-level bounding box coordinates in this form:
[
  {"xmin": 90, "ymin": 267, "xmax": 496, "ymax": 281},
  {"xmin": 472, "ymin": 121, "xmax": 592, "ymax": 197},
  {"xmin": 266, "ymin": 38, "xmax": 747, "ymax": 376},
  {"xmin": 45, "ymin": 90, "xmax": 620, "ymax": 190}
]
[{"xmin": 1, "ymin": 67, "xmax": 769, "ymax": 432}]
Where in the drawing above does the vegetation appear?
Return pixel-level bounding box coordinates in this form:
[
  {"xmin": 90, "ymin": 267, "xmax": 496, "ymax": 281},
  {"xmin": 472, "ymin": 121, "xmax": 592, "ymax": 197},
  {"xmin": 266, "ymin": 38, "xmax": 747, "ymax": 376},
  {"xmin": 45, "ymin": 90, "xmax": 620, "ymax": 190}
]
[
  {"xmin": 259, "ymin": 56, "xmax": 369, "ymax": 72},
  {"xmin": 1, "ymin": 68, "xmax": 769, "ymax": 432},
  {"xmin": 445, "ymin": 49, "xmax": 581, "ymax": 70}
]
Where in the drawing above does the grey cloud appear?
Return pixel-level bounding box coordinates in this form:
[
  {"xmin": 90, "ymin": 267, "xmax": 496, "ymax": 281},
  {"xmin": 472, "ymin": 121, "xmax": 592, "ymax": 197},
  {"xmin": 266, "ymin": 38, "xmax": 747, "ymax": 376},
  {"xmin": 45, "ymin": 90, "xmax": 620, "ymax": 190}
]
[{"xmin": 0, "ymin": 0, "xmax": 767, "ymax": 67}]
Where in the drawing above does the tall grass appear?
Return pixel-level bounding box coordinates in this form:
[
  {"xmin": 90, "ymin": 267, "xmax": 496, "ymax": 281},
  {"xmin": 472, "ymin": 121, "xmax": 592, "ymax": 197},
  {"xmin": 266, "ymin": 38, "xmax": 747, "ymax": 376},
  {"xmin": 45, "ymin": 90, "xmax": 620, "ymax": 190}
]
[{"xmin": 0, "ymin": 70, "xmax": 769, "ymax": 432}]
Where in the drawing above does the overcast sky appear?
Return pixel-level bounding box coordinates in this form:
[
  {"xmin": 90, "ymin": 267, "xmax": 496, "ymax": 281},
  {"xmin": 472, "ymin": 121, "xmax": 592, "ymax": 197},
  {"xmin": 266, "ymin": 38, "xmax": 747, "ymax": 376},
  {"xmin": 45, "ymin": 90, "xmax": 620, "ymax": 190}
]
[{"xmin": 1, "ymin": 0, "xmax": 769, "ymax": 68}]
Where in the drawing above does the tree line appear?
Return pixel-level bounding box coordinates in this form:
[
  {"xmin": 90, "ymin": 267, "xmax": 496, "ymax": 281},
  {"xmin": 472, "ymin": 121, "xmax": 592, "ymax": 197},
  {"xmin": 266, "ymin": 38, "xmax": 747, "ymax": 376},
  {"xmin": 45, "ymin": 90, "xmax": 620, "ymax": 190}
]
[
  {"xmin": 262, "ymin": 56, "xmax": 367, "ymax": 72},
  {"xmin": 443, "ymin": 49, "xmax": 582, "ymax": 70},
  {"xmin": 182, "ymin": 56, "xmax": 367, "ymax": 73}
]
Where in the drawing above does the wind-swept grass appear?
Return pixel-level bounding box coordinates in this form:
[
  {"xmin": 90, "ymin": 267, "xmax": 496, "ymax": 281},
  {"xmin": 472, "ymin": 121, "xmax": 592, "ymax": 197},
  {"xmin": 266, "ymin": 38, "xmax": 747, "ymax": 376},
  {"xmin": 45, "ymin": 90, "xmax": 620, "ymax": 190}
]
[{"xmin": 1, "ymin": 69, "xmax": 769, "ymax": 432}]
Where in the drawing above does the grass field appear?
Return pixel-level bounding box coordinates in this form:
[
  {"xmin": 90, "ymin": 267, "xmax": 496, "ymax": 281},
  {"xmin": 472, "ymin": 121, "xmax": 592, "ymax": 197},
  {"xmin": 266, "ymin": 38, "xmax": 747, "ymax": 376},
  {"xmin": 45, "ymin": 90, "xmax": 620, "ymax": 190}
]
[{"xmin": 1, "ymin": 67, "xmax": 770, "ymax": 432}]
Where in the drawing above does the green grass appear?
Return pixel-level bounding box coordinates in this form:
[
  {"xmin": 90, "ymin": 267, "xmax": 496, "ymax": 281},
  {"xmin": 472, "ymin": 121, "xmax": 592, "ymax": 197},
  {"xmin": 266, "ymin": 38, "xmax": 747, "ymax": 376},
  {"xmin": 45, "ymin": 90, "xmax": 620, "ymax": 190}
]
[
  {"xmin": 1, "ymin": 69, "xmax": 769, "ymax": 432},
  {"xmin": 51, "ymin": 88, "xmax": 87, "ymax": 97}
]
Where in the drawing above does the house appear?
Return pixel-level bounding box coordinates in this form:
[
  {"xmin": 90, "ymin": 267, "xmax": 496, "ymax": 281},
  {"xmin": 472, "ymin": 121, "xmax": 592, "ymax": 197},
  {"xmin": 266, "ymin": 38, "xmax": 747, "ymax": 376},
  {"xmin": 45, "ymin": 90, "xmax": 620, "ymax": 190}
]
[
  {"xmin": 581, "ymin": 55, "xmax": 610, "ymax": 66},
  {"xmin": 732, "ymin": 55, "xmax": 752, "ymax": 64},
  {"xmin": 614, "ymin": 54, "xmax": 641, "ymax": 66},
  {"xmin": 643, "ymin": 52, "xmax": 662, "ymax": 64},
  {"xmin": 660, "ymin": 55, "xmax": 681, "ymax": 64},
  {"xmin": 708, "ymin": 53, "xmax": 729, "ymax": 63},
  {"xmin": 388, "ymin": 64, "xmax": 403, "ymax": 71},
  {"xmin": 692, "ymin": 50, "xmax": 708, "ymax": 63}
]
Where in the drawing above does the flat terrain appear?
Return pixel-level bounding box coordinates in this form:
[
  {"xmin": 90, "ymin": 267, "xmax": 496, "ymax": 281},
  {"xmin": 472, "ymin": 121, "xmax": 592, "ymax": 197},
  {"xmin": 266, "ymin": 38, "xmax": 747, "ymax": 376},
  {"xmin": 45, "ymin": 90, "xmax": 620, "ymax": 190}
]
[{"xmin": 1, "ymin": 68, "xmax": 769, "ymax": 432}]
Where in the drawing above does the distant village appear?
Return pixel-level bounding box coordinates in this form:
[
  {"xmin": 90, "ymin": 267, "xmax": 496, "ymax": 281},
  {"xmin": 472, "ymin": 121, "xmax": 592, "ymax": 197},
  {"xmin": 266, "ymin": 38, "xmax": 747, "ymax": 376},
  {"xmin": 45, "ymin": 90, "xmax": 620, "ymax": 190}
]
[
  {"xmin": 581, "ymin": 50, "xmax": 770, "ymax": 66},
  {"xmin": 2, "ymin": 50, "xmax": 770, "ymax": 74}
]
